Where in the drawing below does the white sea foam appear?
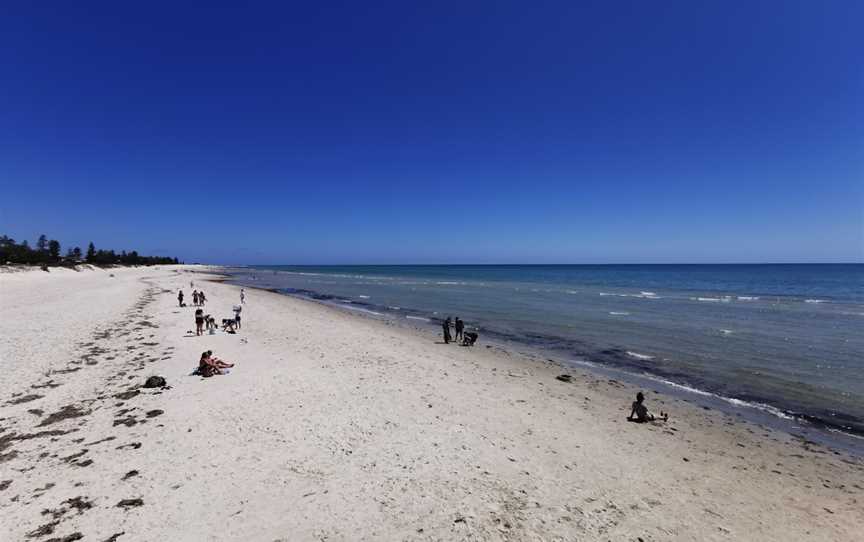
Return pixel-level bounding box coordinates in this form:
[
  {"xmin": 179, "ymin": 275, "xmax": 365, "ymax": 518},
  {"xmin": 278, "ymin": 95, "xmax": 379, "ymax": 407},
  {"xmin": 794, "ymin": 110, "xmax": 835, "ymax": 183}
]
[
  {"xmin": 720, "ymin": 329, "xmax": 734, "ymax": 335},
  {"xmin": 626, "ymin": 351, "xmax": 654, "ymax": 360},
  {"xmin": 436, "ymin": 281, "xmax": 468, "ymax": 285},
  {"xmin": 693, "ymin": 296, "xmax": 731, "ymax": 302},
  {"xmin": 722, "ymin": 398, "xmax": 794, "ymax": 420},
  {"xmin": 406, "ymin": 315, "xmax": 430, "ymax": 322},
  {"xmin": 804, "ymin": 299, "xmax": 828, "ymax": 304},
  {"xmin": 357, "ymin": 295, "xmax": 370, "ymax": 299},
  {"xmin": 282, "ymin": 271, "xmax": 388, "ymax": 280},
  {"xmin": 565, "ymin": 290, "xmax": 578, "ymax": 294},
  {"xmin": 342, "ymin": 305, "xmax": 383, "ymax": 316},
  {"xmin": 609, "ymin": 311, "xmax": 630, "ymax": 316},
  {"xmin": 599, "ymin": 291, "xmax": 661, "ymax": 299},
  {"xmin": 639, "ymin": 374, "xmax": 795, "ymax": 421},
  {"xmin": 827, "ymin": 428, "xmax": 864, "ymax": 440},
  {"xmin": 569, "ymin": 358, "xmax": 599, "ymax": 369},
  {"xmin": 737, "ymin": 296, "xmax": 760, "ymax": 301},
  {"xmin": 388, "ymin": 306, "xmax": 401, "ymax": 310}
]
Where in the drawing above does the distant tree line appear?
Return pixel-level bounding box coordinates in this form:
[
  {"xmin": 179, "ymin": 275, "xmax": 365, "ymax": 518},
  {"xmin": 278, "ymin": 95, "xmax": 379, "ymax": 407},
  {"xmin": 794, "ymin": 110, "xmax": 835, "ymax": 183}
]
[{"xmin": 0, "ymin": 234, "xmax": 179, "ymax": 267}]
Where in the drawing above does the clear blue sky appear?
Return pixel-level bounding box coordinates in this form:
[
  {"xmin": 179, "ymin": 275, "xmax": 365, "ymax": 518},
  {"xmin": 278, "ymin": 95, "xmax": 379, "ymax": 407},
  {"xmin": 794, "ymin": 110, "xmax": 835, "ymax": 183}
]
[{"xmin": 1, "ymin": 1, "xmax": 861, "ymax": 264}]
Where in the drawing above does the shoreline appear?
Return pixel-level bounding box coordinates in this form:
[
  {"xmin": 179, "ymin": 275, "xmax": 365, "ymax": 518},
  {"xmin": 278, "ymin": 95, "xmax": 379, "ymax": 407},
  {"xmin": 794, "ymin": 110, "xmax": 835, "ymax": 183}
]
[
  {"xmin": 2, "ymin": 265, "xmax": 863, "ymax": 540},
  {"xmin": 220, "ymin": 268, "xmax": 864, "ymax": 455}
]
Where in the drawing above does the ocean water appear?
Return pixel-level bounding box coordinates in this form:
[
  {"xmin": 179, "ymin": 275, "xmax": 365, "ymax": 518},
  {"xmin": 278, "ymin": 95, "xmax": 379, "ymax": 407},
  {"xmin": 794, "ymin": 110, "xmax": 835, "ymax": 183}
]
[{"xmin": 226, "ymin": 264, "xmax": 864, "ymax": 445}]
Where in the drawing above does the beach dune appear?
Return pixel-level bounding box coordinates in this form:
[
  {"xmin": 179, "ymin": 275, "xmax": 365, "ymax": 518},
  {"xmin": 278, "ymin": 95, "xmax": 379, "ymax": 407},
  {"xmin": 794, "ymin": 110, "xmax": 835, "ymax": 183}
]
[{"xmin": 1, "ymin": 266, "xmax": 862, "ymax": 541}]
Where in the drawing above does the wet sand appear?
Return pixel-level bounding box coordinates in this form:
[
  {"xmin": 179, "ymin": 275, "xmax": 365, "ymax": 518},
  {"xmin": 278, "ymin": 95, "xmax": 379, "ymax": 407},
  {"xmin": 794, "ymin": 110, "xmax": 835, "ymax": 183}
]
[{"xmin": 1, "ymin": 265, "xmax": 862, "ymax": 541}]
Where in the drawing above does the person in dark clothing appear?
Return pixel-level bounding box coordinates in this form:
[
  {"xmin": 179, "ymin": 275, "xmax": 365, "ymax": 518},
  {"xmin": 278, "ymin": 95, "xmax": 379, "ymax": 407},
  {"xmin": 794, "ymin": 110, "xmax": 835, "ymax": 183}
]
[
  {"xmin": 627, "ymin": 392, "xmax": 668, "ymax": 423},
  {"xmin": 195, "ymin": 308, "xmax": 204, "ymax": 336},
  {"xmin": 442, "ymin": 317, "xmax": 452, "ymax": 344},
  {"xmin": 178, "ymin": 290, "xmax": 184, "ymax": 307},
  {"xmin": 462, "ymin": 331, "xmax": 478, "ymax": 346},
  {"xmin": 454, "ymin": 317, "xmax": 464, "ymax": 342}
]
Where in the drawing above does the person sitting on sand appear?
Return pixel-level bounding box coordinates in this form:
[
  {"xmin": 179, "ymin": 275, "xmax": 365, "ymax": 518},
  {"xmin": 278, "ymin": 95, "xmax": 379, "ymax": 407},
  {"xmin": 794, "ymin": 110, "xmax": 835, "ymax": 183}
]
[
  {"xmin": 194, "ymin": 308, "xmax": 204, "ymax": 336},
  {"xmin": 627, "ymin": 391, "xmax": 668, "ymax": 423},
  {"xmin": 198, "ymin": 350, "xmax": 233, "ymax": 377}
]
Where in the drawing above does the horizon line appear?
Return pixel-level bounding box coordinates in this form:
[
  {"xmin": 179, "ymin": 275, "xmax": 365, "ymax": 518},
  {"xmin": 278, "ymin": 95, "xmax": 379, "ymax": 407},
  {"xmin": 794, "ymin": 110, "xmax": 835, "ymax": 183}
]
[{"xmin": 207, "ymin": 262, "xmax": 864, "ymax": 267}]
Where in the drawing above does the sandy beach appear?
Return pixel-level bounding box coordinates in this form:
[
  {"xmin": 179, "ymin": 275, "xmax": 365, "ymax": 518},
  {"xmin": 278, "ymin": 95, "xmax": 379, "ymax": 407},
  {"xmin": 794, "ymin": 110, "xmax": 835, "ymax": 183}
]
[{"xmin": 1, "ymin": 266, "xmax": 862, "ymax": 541}]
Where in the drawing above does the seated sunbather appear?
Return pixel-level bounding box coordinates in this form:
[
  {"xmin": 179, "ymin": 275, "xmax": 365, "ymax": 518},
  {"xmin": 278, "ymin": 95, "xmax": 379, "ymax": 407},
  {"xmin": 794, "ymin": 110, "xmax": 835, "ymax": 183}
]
[
  {"xmin": 198, "ymin": 350, "xmax": 234, "ymax": 377},
  {"xmin": 627, "ymin": 392, "xmax": 668, "ymax": 423}
]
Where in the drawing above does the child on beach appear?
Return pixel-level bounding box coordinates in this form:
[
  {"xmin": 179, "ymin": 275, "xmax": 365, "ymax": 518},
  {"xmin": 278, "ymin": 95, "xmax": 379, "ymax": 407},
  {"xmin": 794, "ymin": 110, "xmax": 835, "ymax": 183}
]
[{"xmin": 627, "ymin": 392, "xmax": 668, "ymax": 423}]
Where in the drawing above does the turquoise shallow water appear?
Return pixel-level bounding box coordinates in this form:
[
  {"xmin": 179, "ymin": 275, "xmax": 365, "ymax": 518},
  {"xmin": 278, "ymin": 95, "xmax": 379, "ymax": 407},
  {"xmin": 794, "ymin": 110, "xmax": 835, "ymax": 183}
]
[{"xmin": 227, "ymin": 264, "xmax": 864, "ymax": 440}]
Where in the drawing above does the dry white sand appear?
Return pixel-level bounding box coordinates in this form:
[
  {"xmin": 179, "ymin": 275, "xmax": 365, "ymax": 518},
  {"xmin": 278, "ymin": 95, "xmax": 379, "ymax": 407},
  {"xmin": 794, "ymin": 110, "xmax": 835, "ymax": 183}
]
[{"xmin": 1, "ymin": 265, "xmax": 862, "ymax": 541}]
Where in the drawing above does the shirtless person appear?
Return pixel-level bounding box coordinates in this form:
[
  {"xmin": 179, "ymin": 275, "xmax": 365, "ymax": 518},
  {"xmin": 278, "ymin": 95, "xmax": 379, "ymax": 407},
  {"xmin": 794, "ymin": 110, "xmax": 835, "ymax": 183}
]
[{"xmin": 628, "ymin": 392, "xmax": 668, "ymax": 423}]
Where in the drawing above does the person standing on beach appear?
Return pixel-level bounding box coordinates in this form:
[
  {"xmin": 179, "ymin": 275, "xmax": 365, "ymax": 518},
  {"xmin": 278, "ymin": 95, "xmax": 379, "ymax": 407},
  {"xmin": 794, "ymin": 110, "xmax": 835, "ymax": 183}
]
[
  {"xmin": 178, "ymin": 290, "xmax": 184, "ymax": 307},
  {"xmin": 199, "ymin": 291, "xmax": 206, "ymax": 306},
  {"xmin": 192, "ymin": 290, "xmax": 199, "ymax": 306},
  {"xmin": 443, "ymin": 317, "xmax": 452, "ymax": 344},
  {"xmin": 194, "ymin": 308, "xmax": 204, "ymax": 336},
  {"xmin": 454, "ymin": 317, "xmax": 464, "ymax": 343},
  {"xmin": 240, "ymin": 289, "xmax": 246, "ymax": 304}
]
